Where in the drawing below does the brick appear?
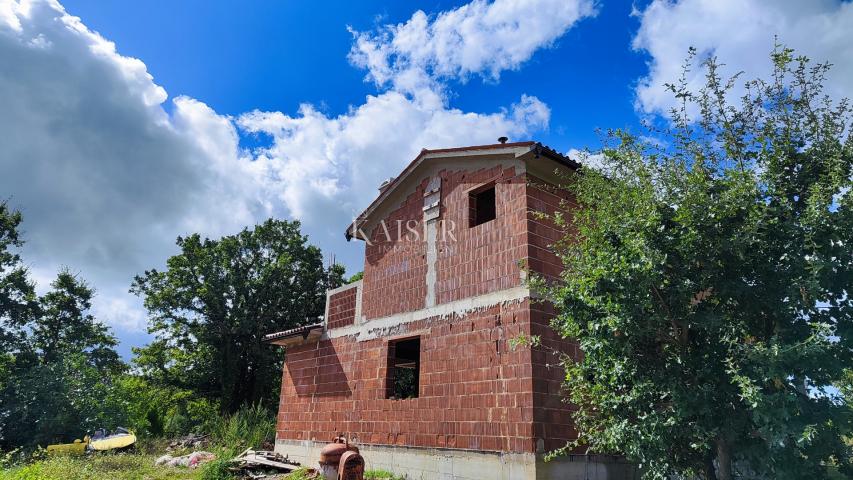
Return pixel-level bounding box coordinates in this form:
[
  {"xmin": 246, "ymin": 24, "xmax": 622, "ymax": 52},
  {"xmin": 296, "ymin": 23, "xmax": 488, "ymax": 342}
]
[{"xmin": 276, "ymin": 166, "xmax": 580, "ymax": 456}]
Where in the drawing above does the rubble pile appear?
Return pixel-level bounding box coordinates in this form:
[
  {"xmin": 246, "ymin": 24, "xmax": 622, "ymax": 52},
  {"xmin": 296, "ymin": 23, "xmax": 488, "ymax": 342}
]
[{"xmin": 155, "ymin": 450, "xmax": 216, "ymax": 468}]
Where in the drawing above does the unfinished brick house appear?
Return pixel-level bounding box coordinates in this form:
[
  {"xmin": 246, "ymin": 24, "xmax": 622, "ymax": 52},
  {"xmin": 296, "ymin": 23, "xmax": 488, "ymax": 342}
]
[{"xmin": 265, "ymin": 141, "xmax": 635, "ymax": 479}]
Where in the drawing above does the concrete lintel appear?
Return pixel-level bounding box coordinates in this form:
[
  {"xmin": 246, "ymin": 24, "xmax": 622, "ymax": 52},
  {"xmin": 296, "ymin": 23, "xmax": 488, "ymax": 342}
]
[
  {"xmin": 326, "ymin": 286, "xmax": 530, "ymax": 341},
  {"xmin": 327, "ymin": 280, "xmax": 362, "ymax": 297}
]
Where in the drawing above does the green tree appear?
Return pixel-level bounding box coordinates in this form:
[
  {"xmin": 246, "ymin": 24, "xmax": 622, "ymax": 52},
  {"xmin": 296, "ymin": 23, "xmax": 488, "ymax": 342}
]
[
  {"xmin": 0, "ymin": 205, "xmax": 125, "ymax": 448},
  {"xmin": 132, "ymin": 218, "xmax": 344, "ymax": 413},
  {"xmin": 548, "ymin": 47, "xmax": 853, "ymax": 479},
  {"xmin": 1, "ymin": 354, "xmax": 128, "ymax": 448},
  {"xmin": 1, "ymin": 270, "xmax": 124, "ymax": 448},
  {"xmin": 32, "ymin": 270, "xmax": 121, "ymax": 369},
  {"xmin": 0, "ymin": 201, "xmax": 37, "ymax": 352},
  {"xmin": 104, "ymin": 374, "xmax": 218, "ymax": 438}
]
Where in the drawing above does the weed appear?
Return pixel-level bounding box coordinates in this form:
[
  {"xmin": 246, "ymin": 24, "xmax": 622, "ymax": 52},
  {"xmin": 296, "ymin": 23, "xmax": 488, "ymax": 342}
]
[
  {"xmin": 206, "ymin": 404, "xmax": 275, "ymax": 452},
  {"xmin": 0, "ymin": 453, "xmax": 200, "ymax": 480},
  {"xmin": 284, "ymin": 467, "xmax": 320, "ymax": 479},
  {"xmin": 365, "ymin": 469, "xmax": 406, "ymax": 480},
  {"xmin": 199, "ymin": 457, "xmax": 235, "ymax": 480}
]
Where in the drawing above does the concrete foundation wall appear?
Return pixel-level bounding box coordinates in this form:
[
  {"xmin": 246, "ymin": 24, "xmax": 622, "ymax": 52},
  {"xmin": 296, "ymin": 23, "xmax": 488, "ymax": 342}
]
[{"xmin": 275, "ymin": 439, "xmax": 637, "ymax": 480}]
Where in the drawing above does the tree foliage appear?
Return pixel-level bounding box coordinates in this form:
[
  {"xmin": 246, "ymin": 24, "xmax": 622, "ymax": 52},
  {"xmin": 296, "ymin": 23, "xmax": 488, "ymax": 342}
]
[
  {"xmin": 0, "ymin": 208, "xmax": 343, "ymax": 449},
  {"xmin": 132, "ymin": 218, "xmax": 344, "ymax": 413},
  {"xmin": 0, "ymin": 204, "xmax": 124, "ymax": 449},
  {"xmin": 549, "ymin": 47, "xmax": 853, "ymax": 479},
  {"xmin": 31, "ymin": 270, "xmax": 121, "ymax": 369},
  {"xmin": 0, "ymin": 201, "xmax": 37, "ymax": 351}
]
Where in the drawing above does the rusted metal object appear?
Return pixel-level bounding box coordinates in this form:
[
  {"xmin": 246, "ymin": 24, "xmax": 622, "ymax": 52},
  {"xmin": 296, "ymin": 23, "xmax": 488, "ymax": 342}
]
[
  {"xmin": 319, "ymin": 436, "xmax": 360, "ymax": 479},
  {"xmin": 338, "ymin": 450, "xmax": 365, "ymax": 480}
]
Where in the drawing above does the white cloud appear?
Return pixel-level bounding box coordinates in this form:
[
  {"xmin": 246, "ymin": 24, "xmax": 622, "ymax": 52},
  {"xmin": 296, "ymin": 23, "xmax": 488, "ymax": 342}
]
[
  {"xmin": 349, "ymin": 0, "xmax": 597, "ymax": 95},
  {"xmin": 0, "ymin": 0, "xmax": 275, "ymax": 334},
  {"xmin": 633, "ymin": 0, "xmax": 853, "ymax": 116},
  {"xmin": 0, "ymin": 0, "xmax": 579, "ymax": 341},
  {"xmin": 238, "ymin": 92, "xmax": 549, "ymax": 225},
  {"xmin": 91, "ymin": 294, "xmax": 148, "ymax": 333},
  {"xmin": 567, "ymin": 148, "xmax": 607, "ymax": 172}
]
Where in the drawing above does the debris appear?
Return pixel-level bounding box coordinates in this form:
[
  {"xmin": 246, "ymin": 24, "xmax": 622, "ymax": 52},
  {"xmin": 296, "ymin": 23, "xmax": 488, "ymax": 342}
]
[
  {"xmin": 154, "ymin": 451, "xmax": 216, "ymax": 468},
  {"xmin": 228, "ymin": 449, "xmax": 300, "ymax": 474},
  {"xmin": 167, "ymin": 433, "xmax": 210, "ymax": 451}
]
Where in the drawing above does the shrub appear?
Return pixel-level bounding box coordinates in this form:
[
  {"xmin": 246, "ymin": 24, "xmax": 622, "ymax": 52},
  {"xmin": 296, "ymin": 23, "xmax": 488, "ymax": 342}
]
[
  {"xmin": 199, "ymin": 457, "xmax": 235, "ymax": 480},
  {"xmin": 207, "ymin": 404, "xmax": 275, "ymax": 451}
]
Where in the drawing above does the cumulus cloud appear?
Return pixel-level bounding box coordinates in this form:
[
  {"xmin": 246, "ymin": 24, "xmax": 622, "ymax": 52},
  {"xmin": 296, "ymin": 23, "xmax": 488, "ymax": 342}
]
[
  {"xmin": 0, "ymin": 0, "xmax": 582, "ymax": 339},
  {"xmin": 349, "ymin": 0, "xmax": 597, "ymax": 95},
  {"xmin": 567, "ymin": 148, "xmax": 607, "ymax": 172},
  {"xmin": 0, "ymin": 0, "xmax": 275, "ymax": 333},
  {"xmin": 633, "ymin": 0, "xmax": 853, "ymax": 116},
  {"xmin": 239, "ymin": 92, "xmax": 549, "ymax": 223}
]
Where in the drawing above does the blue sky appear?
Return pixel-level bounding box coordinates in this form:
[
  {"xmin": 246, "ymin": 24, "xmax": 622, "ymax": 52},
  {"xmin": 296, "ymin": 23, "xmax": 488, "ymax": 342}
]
[
  {"xmin": 61, "ymin": 0, "xmax": 647, "ymax": 151},
  {"xmin": 1, "ymin": 0, "xmax": 851, "ymax": 357}
]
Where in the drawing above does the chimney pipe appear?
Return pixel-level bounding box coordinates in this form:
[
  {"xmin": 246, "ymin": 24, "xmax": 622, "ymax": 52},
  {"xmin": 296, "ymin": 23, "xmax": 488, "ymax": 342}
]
[{"xmin": 498, "ymin": 136, "xmax": 508, "ymax": 144}]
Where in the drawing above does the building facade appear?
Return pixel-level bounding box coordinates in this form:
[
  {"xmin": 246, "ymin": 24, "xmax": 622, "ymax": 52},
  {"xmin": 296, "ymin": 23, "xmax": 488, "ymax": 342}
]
[{"xmin": 266, "ymin": 142, "xmax": 636, "ymax": 479}]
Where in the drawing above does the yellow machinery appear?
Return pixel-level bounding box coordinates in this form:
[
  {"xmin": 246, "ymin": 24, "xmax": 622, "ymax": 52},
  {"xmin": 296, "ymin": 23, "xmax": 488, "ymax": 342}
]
[
  {"xmin": 45, "ymin": 438, "xmax": 88, "ymax": 455},
  {"xmin": 46, "ymin": 428, "xmax": 136, "ymax": 455}
]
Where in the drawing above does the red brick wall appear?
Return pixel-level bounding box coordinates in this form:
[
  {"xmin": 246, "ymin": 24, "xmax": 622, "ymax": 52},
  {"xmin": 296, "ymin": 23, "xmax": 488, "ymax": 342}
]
[
  {"xmin": 530, "ymin": 302, "xmax": 580, "ymax": 452},
  {"xmin": 327, "ymin": 286, "xmax": 357, "ymax": 330},
  {"xmin": 360, "ymin": 163, "xmax": 528, "ymax": 319},
  {"xmin": 277, "ymin": 300, "xmax": 538, "ymax": 453},
  {"xmin": 434, "ymin": 165, "xmax": 528, "ymax": 304},
  {"xmin": 360, "ymin": 179, "xmax": 428, "ymax": 320},
  {"xmin": 277, "ymin": 164, "xmax": 582, "ymax": 456},
  {"xmin": 525, "ymin": 175, "xmax": 577, "ymax": 283},
  {"xmin": 525, "ymin": 174, "xmax": 580, "ymax": 452}
]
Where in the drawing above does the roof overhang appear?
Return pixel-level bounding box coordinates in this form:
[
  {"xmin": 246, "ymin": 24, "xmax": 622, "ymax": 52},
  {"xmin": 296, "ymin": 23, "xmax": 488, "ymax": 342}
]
[
  {"xmin": 263, "ymin": 323, "xmax": 324, "ymax": 347},
  {"xmin": 344, "ymin": 141, "xmax": 578, "ymax": 241}
]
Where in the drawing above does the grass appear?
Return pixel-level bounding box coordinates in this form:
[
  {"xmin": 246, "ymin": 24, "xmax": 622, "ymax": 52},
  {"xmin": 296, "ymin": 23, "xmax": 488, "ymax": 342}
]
[
  {"xmin": 0, "ymin": 453, "xmax": 201, "ymax": 480},
  {"xmin": 0, "ymin": 455, "xmax": 409, "ymax": 480},
  {"xmin": 0, "ymin": 405, "xmax": 409, "ymax": 480},
  {"xmin": 280, "ymin": 468, "xmax": 406, "ymax": 480},
  {"xmin": 283, "ymin": 468, "xmax": 318, "ymax": 479},
  {"xmin": 0, "ymin": 406, "xmax": 277, "ymax": 480},
  {"xmin": 364, "ymin": 469, "xmax": 406, "ymax": 479}
]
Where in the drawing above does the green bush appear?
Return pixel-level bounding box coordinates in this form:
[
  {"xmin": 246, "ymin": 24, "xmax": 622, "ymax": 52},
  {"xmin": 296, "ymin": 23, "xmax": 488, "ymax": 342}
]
[
  {"xmin": 207, "ymin": 404, "xmax": 275, "ymax": 451},
  {"xmin": 198, "ymin": 457, "xmax": 235, "ymax": 480},
  {"xmin": 109, "ymin": 375, "xmax": 220, "ymax": 438}
]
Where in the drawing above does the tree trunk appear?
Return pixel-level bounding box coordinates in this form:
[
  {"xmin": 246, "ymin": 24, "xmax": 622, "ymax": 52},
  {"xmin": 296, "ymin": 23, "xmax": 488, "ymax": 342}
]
[
  {"xmin": 229, "ymin": 350, "xmax": 250, "ymax": 412},
  {"xmin": 221, "ymin": 336, "xmax": 235, "ymax": 414},
  {"xmin": 705, "ymin": 449, "xmax": 718, "ymax": 480},
  {"xmin": 716, "ymin": 437, "xmax": 732, "ymax": 480}
]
